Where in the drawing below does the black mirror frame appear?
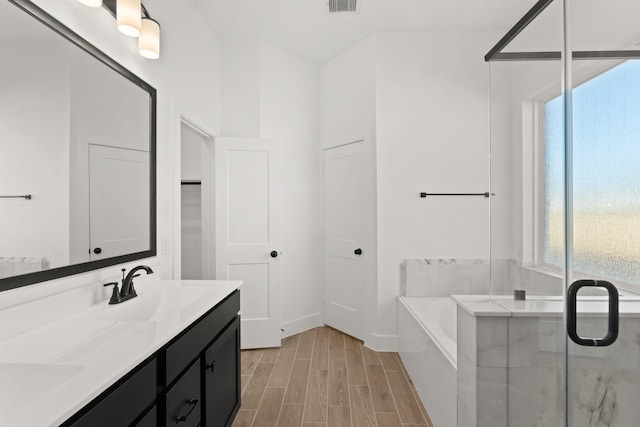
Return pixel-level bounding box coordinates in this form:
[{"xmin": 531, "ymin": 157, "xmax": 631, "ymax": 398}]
[{"xmin": 0, "ymin": 0, "xmax": 157, "ymax": 293}]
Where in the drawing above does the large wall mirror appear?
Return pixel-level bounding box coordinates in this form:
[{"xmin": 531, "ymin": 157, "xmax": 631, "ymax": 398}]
[{"xmin": 0, "ymin": 0, "xmax": 157, "ymax": 292}]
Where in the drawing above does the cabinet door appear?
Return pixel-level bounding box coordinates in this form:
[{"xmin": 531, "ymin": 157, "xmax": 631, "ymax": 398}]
[
  {"xmin": 165, "ymin": 361, "xmax": 201, "ymax": 427},
  {"xmin": 135, "ymin": 405, "xmax": 156, "ymax": 427},
  {"xmin": 204, "ymin": 316, "xmax": 241, "ymax": 427}
]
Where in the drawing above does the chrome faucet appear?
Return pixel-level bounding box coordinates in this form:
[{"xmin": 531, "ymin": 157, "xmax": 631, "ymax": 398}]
[{"xmin": 104, "ymin": 265, "xmax": 154, "ymax": 305}]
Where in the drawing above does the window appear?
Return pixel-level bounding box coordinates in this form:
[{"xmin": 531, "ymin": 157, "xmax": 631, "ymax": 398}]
[{"xmin": 542, "ymin": 60, "xmax": 640, "ymax": 285}]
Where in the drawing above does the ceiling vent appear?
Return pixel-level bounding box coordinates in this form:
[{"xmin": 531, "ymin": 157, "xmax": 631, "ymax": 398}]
[{"xmin": 327, "ymin": 0, "xmax": 359, "ymax": 14}]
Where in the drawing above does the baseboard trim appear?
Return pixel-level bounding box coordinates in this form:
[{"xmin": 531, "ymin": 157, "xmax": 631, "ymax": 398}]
[
  {"xmin": 281, "ymin": 312, "xmax": 323, "ymax": 339},
  {"xmin": 366, "ymin": 333, "xmax": 398, "ymax": 352}
]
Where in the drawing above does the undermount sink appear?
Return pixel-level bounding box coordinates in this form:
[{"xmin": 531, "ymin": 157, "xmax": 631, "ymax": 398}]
[
  {"xmin": 100, "ymin": 285, "xmax": 211, "ymax": 322},
  {"xmin": 0, "ymin": 363, "xmax": 82, "ymax": 415}
]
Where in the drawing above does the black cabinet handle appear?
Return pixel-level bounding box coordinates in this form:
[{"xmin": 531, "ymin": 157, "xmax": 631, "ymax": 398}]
[
  {"xmin": 93, "ymin": 247, "xmax": 102, "ymax": 254},
  {"xmin": 206, "ymin": 360, "xmax": 216, "ymax": 373},
  {"xmin": 354, "ymin": 248, "xmax": 363, "ymax": 255},
  {"xmin": 568, "ymin": 280, "xmax": 619, "ymax": 347},
  {"xmin": 271, "ymin": 251, "xmax": 278, "ymax": 258},
  {"xmin": 175, "ymin": 398, "xmax": 199, "ymax": 423}
]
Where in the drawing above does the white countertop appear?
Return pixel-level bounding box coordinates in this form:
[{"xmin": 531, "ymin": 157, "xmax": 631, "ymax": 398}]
[
  {"xmin": 452, "ymin": 294, "xmax": 640, "ymax": 318},
  {"xmin": 0, "ymin": 279, "xmax": 242, "ymax": 427}
]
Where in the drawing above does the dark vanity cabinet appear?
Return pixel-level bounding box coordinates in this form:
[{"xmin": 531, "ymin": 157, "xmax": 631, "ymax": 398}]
[
  {"xmin": 165, "ymin": 362, "xmax": 202, "ymax": 426},
  {"xmin": 65, "ymin": 359, "xmax": 157, "ymax": 427},
  {"xmin": 203, "ymin": 316, "xmax": 241, "ymax": 427},
  {"xmin": 63, "ymin": 290, "xmax": 240, "ymax": 427}
]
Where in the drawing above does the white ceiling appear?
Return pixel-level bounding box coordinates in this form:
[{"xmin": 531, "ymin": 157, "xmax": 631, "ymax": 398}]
[{"xmin": 192, "ymin": 0, "xmax": 537, "ymax": 63}]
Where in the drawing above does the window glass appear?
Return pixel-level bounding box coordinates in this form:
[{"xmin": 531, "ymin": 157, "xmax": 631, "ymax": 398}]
[{"xmin": 543, "ymin": 60, "xmax": 640, "ymax": 284}]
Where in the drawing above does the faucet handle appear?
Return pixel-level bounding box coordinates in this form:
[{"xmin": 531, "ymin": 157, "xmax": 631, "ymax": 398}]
[{"xmin": 103, "ymin": 282, "xmax": 122, "ymax": 305}]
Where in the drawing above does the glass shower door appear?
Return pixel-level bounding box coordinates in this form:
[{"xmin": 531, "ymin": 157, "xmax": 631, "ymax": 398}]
[
  {"xmin": 565, "ymin": 0, "xmax": 640, "ymax": 423},
  {"xmin": 488, "ymin": 0, "xmax": 640, "ymax": 425}
]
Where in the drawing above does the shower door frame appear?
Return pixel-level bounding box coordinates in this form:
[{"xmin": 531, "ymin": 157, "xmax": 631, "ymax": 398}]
[{"xmin": 486, "ymin": 0, "xmax": 640, "ymax": 425}]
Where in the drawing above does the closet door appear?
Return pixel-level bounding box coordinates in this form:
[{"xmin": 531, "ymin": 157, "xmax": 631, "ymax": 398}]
[
  {"xmin": 323, "ymin": 141, "xmax": 366, "ymax": 340},
  {"xmin": 215, "ymin": 137, "xmax": 281, "ymax": 349}
]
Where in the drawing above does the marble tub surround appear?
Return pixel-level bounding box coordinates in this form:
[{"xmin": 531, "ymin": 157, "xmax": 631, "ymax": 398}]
[
  {"xmin": 401, "ymin": 259, "xmax": 493, "ymax": 297},
  {"xmin": 0, "ymin": 278, "xmax": 242, "ymax": 427},
  {"xmin": 400, "ymin": 258, "xmax": 566, "ymax": 298},
  {"xmin": 455, "ymin": 294, "xmax": 640, "ymax": 426},
  {"xmin": 0, "ymin": 256, "xmax": 50, "ymax": 278},
  {"xmin": 456, "ymin": 304, "xmax": 509, "ymax": 426}
]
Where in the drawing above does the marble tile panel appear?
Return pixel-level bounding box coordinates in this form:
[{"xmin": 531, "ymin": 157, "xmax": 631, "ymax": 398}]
[
  {"xmin": 456, "ymin": 356, "xmax": 477, "ymax": 427},
  {"xmin": 400, "ymin": 261, "xmax": 407, "ymax": 296},
  {"xmin": 476, "ymin": 317, "xmax": 508, "ymax": 368},
  {"xmin": 508, "ymin": 317, "xmax": 564, "ymax": 368},
  {"xmin": 405, "ymin": 261, "xmax": 438, "ymax": 297},
  {"xmin": 568, "ymin": 317, "xmax": 640, "ymax": 371},
  {"xmin": 457, "ymin": 307, "xmax": 477, "ymax": 366},
  {"xmin": 507, "ymin": 367, "xmax": 564, "ymax": 427},
  {"xmin": 476, "ymin": 367, "xmax": 508, "ymax": 427},
  {"xmin": 0, "ymin": 259, "xmax": 15, "ymax": 279},
  {"xmin": 457, "ymin": 358, "xmax": 508, "ymax": 427},
  {"xmin": 471, "ymin": 262, "xmax": 491, "ymax": 295},
  {"xmin": 438, "ymin": 263, "xmax": 472, "ymax": 296},
  {"xmin": 569, "ymin": 368, "xmax": 640, "ymax": 427},
  {"xmin": 490, "ymin": 260, "xmax": 514, "ymax": 296}
]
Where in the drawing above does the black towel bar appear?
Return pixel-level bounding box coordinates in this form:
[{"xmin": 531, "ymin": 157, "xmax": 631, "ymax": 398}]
[{"xmin": 420, "ymin": 192, "xmax": 492, "ymax": 198}]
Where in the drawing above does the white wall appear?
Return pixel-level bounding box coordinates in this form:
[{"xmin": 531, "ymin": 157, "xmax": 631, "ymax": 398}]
[
  {"xmin": 321, "ymin": 31, "xmax": 499, "ymax": 347},
  {"xmin": 0, "ymin": 0, "xmax": 221, "ymax": 308},
  {"xmin": 0, "ymin": 42, "xmax": 70, "ymax": 268},
  {"xmin": 220, "ymin": 42, "xmax": 322, "ymax": 334},
  {"xmin": 221, "ymin": 42, "xmax": 261, "ymax": 137},
  {"xmin": 320, "ymin": 36, "xmax": 377, "ymax": 145},
  {"xmin": 374, "ymin": 31, "xmax": 496, "ymax": 338}
]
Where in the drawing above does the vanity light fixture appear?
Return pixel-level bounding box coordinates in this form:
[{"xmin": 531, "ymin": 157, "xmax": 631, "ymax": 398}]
[
  {"xmin": 78, "ymin": 0, "xmax": 103, "ymax": 7},
  {"xmin": 138, "ymin": 17, "xmax": 160, "ymax": 59},
  {"xmin": 116, "ymin": 0, "xmax": 142, "ymax": 37},
  {"xmin": 78, "ymin": 0, "xmax": 161, "ymax": 60}
]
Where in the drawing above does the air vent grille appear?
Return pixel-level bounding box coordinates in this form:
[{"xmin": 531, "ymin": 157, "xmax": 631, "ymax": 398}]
[{"xmin": 327, "ymin": 0, "xmax": 358, "ymax": 13}]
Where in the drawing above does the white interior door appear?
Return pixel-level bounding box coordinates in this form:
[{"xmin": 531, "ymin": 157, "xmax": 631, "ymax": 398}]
[
  {"xmin": 323, "ymin": 141, "xmax": 365, "ymax": 340},
  {"xmin": 215, "ymin": 137, "xmax": 281, "ymax": 349},
  {"xmin": 89, "ymin": 144, "xmax": 149, "ymax": 260}
]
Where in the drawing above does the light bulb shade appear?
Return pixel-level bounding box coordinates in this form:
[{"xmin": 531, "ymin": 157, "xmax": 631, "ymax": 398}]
[
  {"xmin": 78, "ymin": 0, "xmax": 102, "ymax": 7},
  {"xmin": 139, "ymin": 18, "xmax": 160, "ymax": 59},
  {"xmin": 117, "ymin": 0, "xmax": 141, "ymax": 37}
]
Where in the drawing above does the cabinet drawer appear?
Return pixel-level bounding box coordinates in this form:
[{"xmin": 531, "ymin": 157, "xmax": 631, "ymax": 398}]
[
  {"xmin": 165, "ymin": 290, "xmax": 239, "ymax": 385},
  {"xmin": 165, "ymin": 361, "xmax": 201, "ymax": 427},
  {"xmin": 67, "ymin": 358, "xmax": 156, "ymax": 427}
]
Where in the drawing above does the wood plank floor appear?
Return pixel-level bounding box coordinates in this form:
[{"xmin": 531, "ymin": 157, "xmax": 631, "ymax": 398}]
[{"xmin": 233, "ymin": 327, "xmax": 434, "ymax": 427}]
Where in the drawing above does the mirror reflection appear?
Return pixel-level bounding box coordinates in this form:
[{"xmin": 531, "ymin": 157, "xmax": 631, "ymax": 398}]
[{"xmin": 0, "ymin": 1, "xmax": 152, "ymax": 280}]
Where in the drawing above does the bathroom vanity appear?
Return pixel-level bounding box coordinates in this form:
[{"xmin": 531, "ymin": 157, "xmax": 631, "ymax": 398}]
[{"xmin": 0, "ymin": 280, "xmax": 242, "ymax": 427}]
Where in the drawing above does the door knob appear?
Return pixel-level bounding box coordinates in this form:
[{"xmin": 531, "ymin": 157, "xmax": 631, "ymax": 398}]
[
  {"xmin": 354, "ymin": 248, "xmax": 363, "ymax": 255},
  {"xmin": 271, "ymin": 251, "xmax": 278, "ymax": 258},
  {"xmin": 93, "ymin": 247, "xmax": 102, "ymax": 254}
]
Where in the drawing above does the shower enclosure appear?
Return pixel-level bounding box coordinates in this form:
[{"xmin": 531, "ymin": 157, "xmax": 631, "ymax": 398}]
[{"xmin": 488, "ymin": 0, "xmax": 640, "ymax": 424}]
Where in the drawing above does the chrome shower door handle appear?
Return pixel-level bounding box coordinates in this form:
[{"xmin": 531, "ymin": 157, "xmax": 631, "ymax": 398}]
[{"xmin": 567, "ymin": 280, "xmax": 619, "ymax": 347}]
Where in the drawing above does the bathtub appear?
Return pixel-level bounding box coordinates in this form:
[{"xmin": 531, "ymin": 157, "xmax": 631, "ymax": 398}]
[{"xmin": 398, "ymin": 297, "xmax": 457, "ymax": 427}]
